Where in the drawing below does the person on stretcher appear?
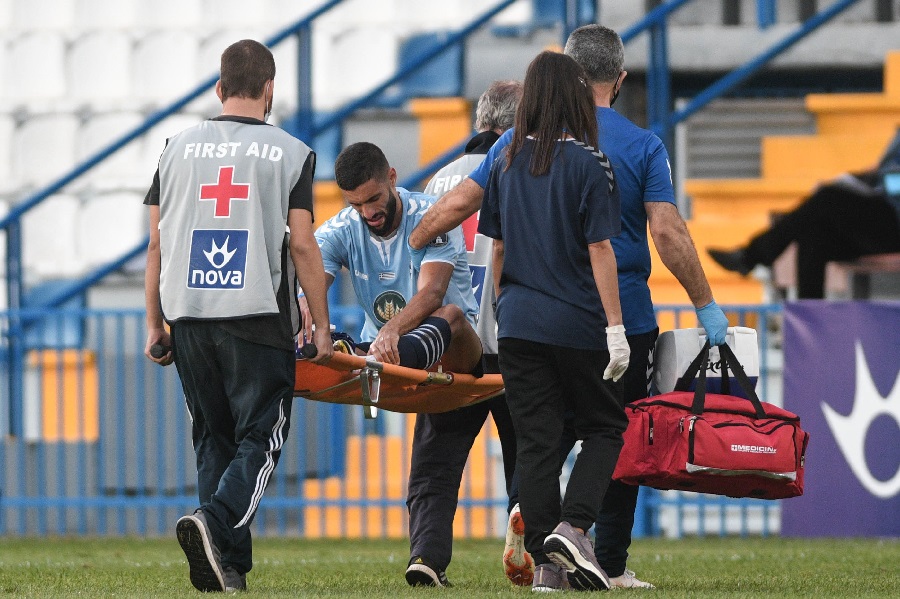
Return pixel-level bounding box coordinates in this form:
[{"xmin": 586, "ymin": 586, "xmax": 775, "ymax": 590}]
[{"xmin": 299, "ymin": 141, "xmax": 484, "ymax": 377}]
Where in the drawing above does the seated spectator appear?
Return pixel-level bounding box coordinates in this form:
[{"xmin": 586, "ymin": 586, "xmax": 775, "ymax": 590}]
[{"xmin": 709, "ymin": 129, "xmax": 900, "ymax": 299}]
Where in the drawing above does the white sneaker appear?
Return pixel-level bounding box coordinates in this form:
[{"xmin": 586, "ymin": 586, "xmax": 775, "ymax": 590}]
[
  {"xmin": 503, "ymin": 503, "xmax": 534, "ymax": 586},
  {"xmin": 609, "ymin": 569, "xmax": 656, "ymax": 589}
]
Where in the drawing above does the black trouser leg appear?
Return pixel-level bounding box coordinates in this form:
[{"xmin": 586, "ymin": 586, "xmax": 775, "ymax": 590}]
[
  {"xmin": 593, "ymin": 329, "xmax": 657, "ymax": 577},
  {"xmin": 487, "ymin": 394, "xmax": 518, "ymax": 512},
  {"xmin": 499, "ymin": 338, "xmax": 627, "ymax": 565},
  {"xmin": 407, "ymin": 401, "xmax": 491, "ymax": 571},
  {"xmin": 173, "ymin": 322, "xmax": 293, "ymax": 575}
]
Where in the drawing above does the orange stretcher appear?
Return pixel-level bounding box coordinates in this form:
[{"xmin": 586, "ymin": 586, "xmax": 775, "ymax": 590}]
[{"xmin": 294, "ymin": 352, "xmax": 505, "ymax": 418}]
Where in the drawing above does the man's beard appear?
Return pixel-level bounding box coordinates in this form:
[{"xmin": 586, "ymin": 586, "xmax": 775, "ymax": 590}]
[{"xmin": 365, "ymin": 190, "xmax": 399, "ymax": 237}]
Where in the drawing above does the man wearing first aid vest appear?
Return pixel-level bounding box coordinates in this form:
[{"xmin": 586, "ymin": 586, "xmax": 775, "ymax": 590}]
[{"xmin": 144, "ymin": 39, "xmax": 333, "ymax": 593}]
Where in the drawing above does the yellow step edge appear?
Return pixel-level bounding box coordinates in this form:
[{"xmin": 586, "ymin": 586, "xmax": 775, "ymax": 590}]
[
  {"xmin": 885, "ymin": 51, "xmax": 900, "ymax": 97},
  {"xmin": 760, "ymin": 132, "xmax": 893, "ymax": 179},
  {"xmin": 409, "ymin": 97, "xmax": 472, "ymax": 166}
]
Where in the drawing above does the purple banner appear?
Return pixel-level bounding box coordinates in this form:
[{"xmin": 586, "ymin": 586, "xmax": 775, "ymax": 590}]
[{"xmin": 782, "ymin": 301, "xmax": 900, "ymax": 537}]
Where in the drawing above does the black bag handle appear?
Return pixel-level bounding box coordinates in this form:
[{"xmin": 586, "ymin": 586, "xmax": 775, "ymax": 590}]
[
  {"xmin": 674, "ymin": 340, "xmax": 766, "ymax": 418},
  {"xmin": 719, "ymin": 347, "xmax": 732, "ymax": 395}
]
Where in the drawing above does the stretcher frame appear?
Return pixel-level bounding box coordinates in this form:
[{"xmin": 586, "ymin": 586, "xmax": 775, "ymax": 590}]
[{"xmin": 294, "ymin": 352, "xmax": 504, "ymax": 418}]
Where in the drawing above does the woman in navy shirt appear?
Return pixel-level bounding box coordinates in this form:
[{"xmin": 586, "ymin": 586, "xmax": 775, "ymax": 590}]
[{"xmin": 478, "ymin": 50, "xmax": 630, "ymax": 592}]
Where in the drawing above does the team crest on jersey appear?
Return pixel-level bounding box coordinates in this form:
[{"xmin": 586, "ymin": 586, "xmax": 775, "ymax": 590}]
[
  {"xmin": 428, "ymin": 234, "xmax": 449, "ymax": 247},
  {"xmin": 188, "ymin": 229, "xmax": 248, "ymax": 289},
  {"xmin": 374, "ymin": 290, "xmax": 406, "ymax": 323}
]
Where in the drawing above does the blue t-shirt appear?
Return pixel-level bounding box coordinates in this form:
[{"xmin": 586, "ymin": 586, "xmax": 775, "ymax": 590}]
[
  {"xmin": 470, "ymin": 107, "xmax": 675, "ymax": 335},
  {"xmin": 315, "ymin": 188, "xmax": 478, "ymax": 342},
  {"xmin": 478, "ymin": 138, "xmax": 621, "ymax": 350}
]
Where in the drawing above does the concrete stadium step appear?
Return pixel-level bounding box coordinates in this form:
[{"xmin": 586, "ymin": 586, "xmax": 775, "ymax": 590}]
[{"xmin": 682, "ymin": 98, "xmax": 815, "ymax": 180}]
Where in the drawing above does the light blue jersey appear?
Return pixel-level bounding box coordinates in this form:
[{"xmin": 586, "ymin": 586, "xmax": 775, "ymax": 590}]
[{"xmin": 315, "ymin": 187, "xmax": 478, "ymax": 342}]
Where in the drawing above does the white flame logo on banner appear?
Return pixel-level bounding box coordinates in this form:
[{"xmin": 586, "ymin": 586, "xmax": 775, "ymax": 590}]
[{"xmin": 822, "ymin": 342, "xmax": 900, "ymax": 499}]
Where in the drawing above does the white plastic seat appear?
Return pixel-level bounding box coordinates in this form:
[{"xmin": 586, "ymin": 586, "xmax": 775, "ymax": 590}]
[
  {"xmin": 68, "ymin": 31, "xmax": 133, "ymax": 106},
  {"xmin": 318, "ymin": 28, "xmax": 398, "ymax": 109},
  {"xmin": 14, "ymin": 113, "xmax": 79, "ymax": 188},
  {"xmin": 0, "ymin": 115, "xmax": 17, "ymax": 193},
  {"xmin": 271, "ymin": 37, "xmax": 299, "ymax": 116},
  {"xmin": 77, "ymin": 192, "xmax": 146, "ymax": 268},
  {"xmin": 0, "ymin": 3, "xmax": 11, "ymax": 30},
  {"xmin": 132, "ymin": 31, "xmax": 199, "ymax": 104},
  {"xmin": 77, "ymin": 112, "xmax": 147, "ymax": 190},
  {"xmin": 317, "ymin": 0, "xmax": 393, "ymax": 29},
  {"xmin": 398, "ymin": 0, "xmax": 466, "ymax": 25},
  {"xmin": 11, "ymin": 0, "xmax": 75, "ymax": 31},
  {"xmin": 140, "ymin": 113, "xmax": 206, "ymax": 176},
  {"xmin": 8, "ymin": 32, "xmax": 67, "ymax": 106},
  {"xmin": 0, "ymin": 35, "xmax": 10, "ymax": 107},
  {"xmin": 134, "ymin": 0, "xmax": 201, "ymax": 29},
  {"xmin": 201, "ymin": 0, "xmax": 266, "ymax": 29},
  {"xmin": 73, "ymin": 0, "xmax": 137, "ymax": 31},
  {"xmin": 22, "ymin": 193, "xmax": 81, "ymax": 279}
]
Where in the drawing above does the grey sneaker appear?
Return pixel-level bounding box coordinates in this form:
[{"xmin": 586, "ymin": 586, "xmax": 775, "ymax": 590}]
[
  {"xmin": 543, "ymin": 521, "xmax": 610, "ymax": 591},
  {"xmin": 405, "ymin": 555, "xmax": 451, "ymax": 587},
  {"xmin": 176, "ymin": 510, "xmax": 226, "ymax": 592},
  {"xmin": 532, "ymin": 562, "xmax": 569, "ymax": 593},
  {"xmin": 610, "ymin": 569, "xmax": 655, "ymax": 589},
  {"xmin": 223, "ymin": 567, "xmax": 247, "ymax": 593}
]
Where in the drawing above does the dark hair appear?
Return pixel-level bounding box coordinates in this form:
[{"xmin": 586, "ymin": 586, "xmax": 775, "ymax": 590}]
[
  {"xmin": 219, "ymin": 39, "xmax": 276, "ymax": 101},
  {"xmin": 564, "ymin": 24, "xmax": 624, "ymax": 85},
  {"xmin": 334, "ymin": 142, "xmax": 390, "ymax": 191},
  {"xmin": 506, "ymin": 51, "xmax": 598, "ymax": 176}
]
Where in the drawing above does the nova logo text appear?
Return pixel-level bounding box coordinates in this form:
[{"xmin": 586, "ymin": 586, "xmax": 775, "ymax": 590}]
[{"xmin": 188, "ymin": 230, "xmax": 249, "ymax": 290}]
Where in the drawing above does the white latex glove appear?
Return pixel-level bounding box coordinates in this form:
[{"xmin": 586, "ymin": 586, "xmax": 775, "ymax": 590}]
[{"xmin": 603, "ymin": 324, "xmax": 630, "ymax": 382}]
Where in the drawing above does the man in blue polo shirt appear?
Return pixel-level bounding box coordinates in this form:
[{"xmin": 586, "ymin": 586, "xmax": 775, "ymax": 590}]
[{"xmin": 410, "ymin": 25, "xmax": 729, "ymax": 589}]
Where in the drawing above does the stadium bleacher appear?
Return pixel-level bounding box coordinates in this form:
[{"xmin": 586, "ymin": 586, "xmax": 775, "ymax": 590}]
[{"xmin": 2, "ymin": 0, "xmax": 900, "ymax": 539}]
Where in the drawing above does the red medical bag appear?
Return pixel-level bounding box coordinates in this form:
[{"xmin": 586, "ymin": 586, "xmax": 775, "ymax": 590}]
[{"xmin": 613, "ymin": 343, "xmax": 808, "ymax": 499}]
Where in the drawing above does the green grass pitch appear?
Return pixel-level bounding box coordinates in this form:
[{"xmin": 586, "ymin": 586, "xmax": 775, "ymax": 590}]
[{"xmin": 0, "ymin": 536, "xmax": 897, "ymax": 597}]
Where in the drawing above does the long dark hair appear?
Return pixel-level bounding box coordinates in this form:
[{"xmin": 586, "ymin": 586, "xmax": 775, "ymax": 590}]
[{"xmin": 506, "ymin": 51, "xmax": 598, "ymax": 176}]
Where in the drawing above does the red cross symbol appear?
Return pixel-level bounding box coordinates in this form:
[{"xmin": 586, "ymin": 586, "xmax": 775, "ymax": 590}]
[{"xmin": 199, "ymin": 166, "xmax": 250, "ymax": 217}]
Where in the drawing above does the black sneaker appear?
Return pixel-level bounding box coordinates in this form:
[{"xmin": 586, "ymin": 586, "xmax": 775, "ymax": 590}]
[
  {"xmin": 176, "ymin": 510, "xmax": 226, "ymax": 592},
  {"xmin": 543, "ymin": 521, "xmax": 610, "ymax": 591},
  {"xmin": 405, "ymin": 555, "xmax": 452, "ymax": 587},
  {"xmin": 223, "ymin": 567, "xmax": 247, "ymax": 593},
  {"xmin": 708, "ymin": 248, "xmax": 753, "ymax": 276}
]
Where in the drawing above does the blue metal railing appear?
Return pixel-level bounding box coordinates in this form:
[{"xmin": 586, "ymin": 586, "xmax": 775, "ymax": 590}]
[
  {"xmin": 0, "ymin": 303, "xmax": 783, "ymax": 538},
  {"xmin": 2, "ymin": 0, "xmax": 531, "ymax": 434}
]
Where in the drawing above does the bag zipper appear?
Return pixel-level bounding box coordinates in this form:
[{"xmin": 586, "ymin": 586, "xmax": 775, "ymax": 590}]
[
  {"xmin": 687, "ymin": 416, "xmax": 698, "ymax": 462},
  {"xmin": 712, "ymin": 421, "xmax": 793, "ymax": 435}
]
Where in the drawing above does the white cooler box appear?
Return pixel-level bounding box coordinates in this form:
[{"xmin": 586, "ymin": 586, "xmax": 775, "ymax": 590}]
[{"xmin": 651, "ymin": 326, "xmax": 759, "ymax": 398}]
